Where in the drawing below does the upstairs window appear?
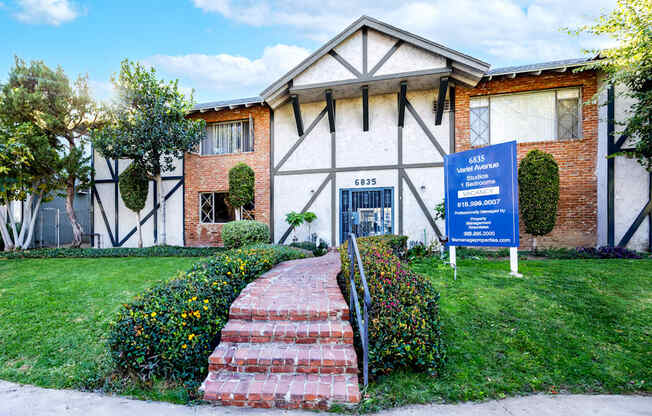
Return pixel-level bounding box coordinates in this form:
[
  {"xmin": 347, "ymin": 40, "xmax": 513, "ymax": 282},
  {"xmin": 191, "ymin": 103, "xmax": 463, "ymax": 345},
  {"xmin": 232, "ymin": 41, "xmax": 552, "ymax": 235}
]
[
  {"xmin": 200, "ymin": 119, "xmax": 253, "ymax": 155},
  {"xmin": 469, "ymin": 87, "xmax": 582, "ymax": 146}
]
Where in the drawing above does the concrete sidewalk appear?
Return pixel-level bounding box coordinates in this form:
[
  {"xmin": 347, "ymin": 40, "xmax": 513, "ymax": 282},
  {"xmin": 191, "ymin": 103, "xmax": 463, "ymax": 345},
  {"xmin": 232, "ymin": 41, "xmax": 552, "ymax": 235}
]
[{"xmin": 1, "ymin": 380, "xmax": 650, "ymax": 416}]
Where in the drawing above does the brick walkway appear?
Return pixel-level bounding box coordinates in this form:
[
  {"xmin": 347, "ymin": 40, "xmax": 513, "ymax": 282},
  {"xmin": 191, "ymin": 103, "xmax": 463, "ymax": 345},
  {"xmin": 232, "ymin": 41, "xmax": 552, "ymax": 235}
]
[{"xmin": 200, "ymin": 252, "xmax": 360, "ymax": 409}]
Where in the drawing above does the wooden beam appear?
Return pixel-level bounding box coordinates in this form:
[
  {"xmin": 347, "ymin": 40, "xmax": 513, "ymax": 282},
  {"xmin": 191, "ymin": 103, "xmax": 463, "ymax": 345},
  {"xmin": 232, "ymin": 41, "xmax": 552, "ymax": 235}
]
[
  {"xmin": 398, "ymin": 81, "xmax": 407, "ymax": 127},
  {"xmin": 618, "ymin": 200, "xmax": 652, "ymax": 248},
  {"xmin": 291, "ymin": 95, "xmax": 304, "ymax": 137},
  {"xmin": 362, "ymin": 85, "xmax": 369, "ymax": 132},
  {"xmin": 369, "ymin": 40, "xmax": 403, "ymax": 76},
  {"xmin": 328, "ymin": 50, "xmax": 362, "ymax": 78},
  {"xmin": 325, "ymin": 90, "xmax": 335, "ymax": 133},
  {"xmin": 435, "ymin": 77, "xmax": 449, "ymax": 125}
]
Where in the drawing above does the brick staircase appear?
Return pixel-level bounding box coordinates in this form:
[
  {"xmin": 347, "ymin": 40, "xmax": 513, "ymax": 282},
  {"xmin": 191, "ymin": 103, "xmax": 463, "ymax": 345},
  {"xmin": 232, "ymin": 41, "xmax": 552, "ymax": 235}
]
[{"xmin": 200, "ymin": 252, "xmax": 361, "ymax": 409}]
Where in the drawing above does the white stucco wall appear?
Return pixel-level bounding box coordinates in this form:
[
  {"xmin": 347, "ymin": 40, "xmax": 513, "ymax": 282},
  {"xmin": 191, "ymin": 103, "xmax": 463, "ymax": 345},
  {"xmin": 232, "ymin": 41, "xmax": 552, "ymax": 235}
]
[
  {"xmin": 333, "ymin": 30, "xmax": 363, "ymax": 73},
  {"xmin": 375, "ymin": 42, "xmax": 446, "ymax": 76},
  {"xmin": 366, "ymin": 29, "xmax": 397, "ymax": 70},
  {"xmin": 294, "ymin": 54, "xmax": 355, "ymax": 86},
  {"xmin": 597, "ymin": 76, "xmax": 649, "ymax": 251},
  {"xmin": 92, "ymin": 153, "xmax": 184, "ymax": 248},
  {"xmin": 273, "ymin": 87, "xmax": 450, "ymax": 246}
]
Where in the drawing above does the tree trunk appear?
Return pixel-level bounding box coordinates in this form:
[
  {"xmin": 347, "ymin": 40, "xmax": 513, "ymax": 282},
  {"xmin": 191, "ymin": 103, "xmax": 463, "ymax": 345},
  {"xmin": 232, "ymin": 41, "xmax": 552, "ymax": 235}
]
[
  {"xmin": 66, "ymin": 179, "xmax": 83, "ymax": 248},
  {"xmin": 18, "ymin": 192, "xmax": 43, "ymax": 250},
  {"xmin": 532, "ymin": 237, "xmax": 537, "ymax": 253},
  {"xmin": 235, "ymin": 207, "xmax": 241, "ymax": 221},
  {"xmin": 0, "ymin": 205, "xmax": 14, "ymax": 251},
  {"xmin": 156, "ymin": 174, "xmax": 166, "ymax": 246},
  {"xmin": 136, "ymin": 211, "xmax": 143, "ymax": 248}
]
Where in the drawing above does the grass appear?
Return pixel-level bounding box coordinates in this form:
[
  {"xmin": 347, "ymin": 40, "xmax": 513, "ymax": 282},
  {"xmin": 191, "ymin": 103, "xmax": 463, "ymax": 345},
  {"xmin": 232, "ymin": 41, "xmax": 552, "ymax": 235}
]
[
  {"xmin": 359, "ymin": 257, "xmax": 652, "ymax": 412},
  {"xmin": 0, "ymin": 256, "xmax": 201, "ymax": 399}
]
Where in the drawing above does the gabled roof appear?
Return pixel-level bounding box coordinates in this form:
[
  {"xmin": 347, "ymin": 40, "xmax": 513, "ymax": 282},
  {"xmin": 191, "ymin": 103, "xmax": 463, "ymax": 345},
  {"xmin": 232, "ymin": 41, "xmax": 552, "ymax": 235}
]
[
  {"xmin": 189, "ymin": 96, "xmax": 264, "ymax": 114},
  {"xmin": 260, "ymin": 15, "xmax": 490, "ymax": 102},
  {"xmin": 486, "ymin": 58, "xmax": 593, "ymax": 77}
]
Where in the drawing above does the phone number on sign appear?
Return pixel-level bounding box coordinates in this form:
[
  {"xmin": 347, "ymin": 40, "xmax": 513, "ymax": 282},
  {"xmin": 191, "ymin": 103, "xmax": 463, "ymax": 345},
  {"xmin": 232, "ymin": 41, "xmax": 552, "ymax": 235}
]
[{"xmin": 457, "ymin": 198, "xmax": 501, "ymax": 208}]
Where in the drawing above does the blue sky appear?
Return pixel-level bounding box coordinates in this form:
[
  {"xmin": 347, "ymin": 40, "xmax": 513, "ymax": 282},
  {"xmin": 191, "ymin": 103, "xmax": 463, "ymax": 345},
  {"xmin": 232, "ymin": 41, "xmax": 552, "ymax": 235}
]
[{"xmin": 0, "ymin": 0, "xmax": 616, "ymax": 103}]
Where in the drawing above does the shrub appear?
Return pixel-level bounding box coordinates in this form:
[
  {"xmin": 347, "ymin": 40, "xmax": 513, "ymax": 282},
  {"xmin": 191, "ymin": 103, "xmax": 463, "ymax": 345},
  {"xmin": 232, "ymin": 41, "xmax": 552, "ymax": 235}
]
[
  {"xmin": 119, "ymin": 163, "xmax": 149, "ymax": 248},
  {"xmin": 352, "ymin": 234, "xmax": 408, "ymax": 260},
  {"xmin": 228, "ymin": 163, "xmax": 254, "ymax": 217},
  {"xmin": 339, "ymin": 236, "xmax": 444, "ymax": 377},
  {"xmin": 3, "ymin": 245, "xmax": 225, "ymax": 259},
  {"xmin": 289, "ymin": 239, "xmax": 328, "ymax": 257},
  {"xmin": 221, "ymin": 220, "xmax": 270, "ymax": 249},
  {"xmin": 518, "ymin": 150, "xmax": 560, "ymax": 244},
  {"xmin": 108, "ymin": 244, "xmax": 307, "ymax": 383}
]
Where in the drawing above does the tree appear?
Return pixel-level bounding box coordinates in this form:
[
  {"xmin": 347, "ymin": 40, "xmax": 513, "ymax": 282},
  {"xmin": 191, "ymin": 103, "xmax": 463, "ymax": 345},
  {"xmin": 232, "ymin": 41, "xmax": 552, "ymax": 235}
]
[
  {"xmin": 0, "ymin": 123, "xmax": 62, "ymax": 250},
  {"xmin": 518, "ymin": 150, "xmax": 560, "ymax": 251},
  {"xmin": 0, "ymin": 57, "xmax": 105, "ymax": 247},
  {"xmin": 92, "ymin": 60, "xmax": 204, "ymax": 245},
  {"xmin": 119, "ymin": 163, "xmax": 149, "ymax": 248},
  {"xmin": 570, "ymin": 0, "xmax": 652, "ymax": 170},
  {"xmin": 228, "ymin": 163, "xmax": 254, "ymax": 221},
  {"xmin": 303, "ymin": 211, "xmax": 317, "ymax": 240}
]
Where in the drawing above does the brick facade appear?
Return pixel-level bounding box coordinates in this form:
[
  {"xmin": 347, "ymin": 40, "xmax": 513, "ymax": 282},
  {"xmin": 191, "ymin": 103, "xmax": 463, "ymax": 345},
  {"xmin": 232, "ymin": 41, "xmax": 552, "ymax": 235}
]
[
  {"xmin": 455, "ymin": 70, "xmax": 599, "ymax": 248},
  {"xmin": 185, "ymin": 105, "xmax": 271, "ymax": 246}
]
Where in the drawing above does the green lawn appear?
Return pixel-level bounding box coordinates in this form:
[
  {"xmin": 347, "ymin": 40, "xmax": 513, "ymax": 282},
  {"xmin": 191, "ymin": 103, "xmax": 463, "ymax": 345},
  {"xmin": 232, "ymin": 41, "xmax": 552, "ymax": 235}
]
[
  {"xmin": 0, "ymin": 257, "xmax": 200, "ymax": 395},
  {"xmin": 360, "ymin": 257, "xmax": 652, "ymax": 412}
]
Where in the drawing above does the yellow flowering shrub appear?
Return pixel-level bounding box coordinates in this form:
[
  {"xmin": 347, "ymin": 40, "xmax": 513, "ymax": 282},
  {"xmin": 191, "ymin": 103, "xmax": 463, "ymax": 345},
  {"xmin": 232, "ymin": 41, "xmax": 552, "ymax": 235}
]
[{"xmin": 108, "ymin": 244, "xmax": 306, "ymax": 383}]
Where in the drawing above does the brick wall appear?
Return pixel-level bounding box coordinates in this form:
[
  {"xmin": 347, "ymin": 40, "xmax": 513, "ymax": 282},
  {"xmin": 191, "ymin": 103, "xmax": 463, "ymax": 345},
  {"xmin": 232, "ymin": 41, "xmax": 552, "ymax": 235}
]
[
  {"xmin": 185, "ymin": 105, "xmax": 270, "ymax": 246},
  {"xmin": 455, "ymin": 70, "xmax": 599, "ymax": 248}
]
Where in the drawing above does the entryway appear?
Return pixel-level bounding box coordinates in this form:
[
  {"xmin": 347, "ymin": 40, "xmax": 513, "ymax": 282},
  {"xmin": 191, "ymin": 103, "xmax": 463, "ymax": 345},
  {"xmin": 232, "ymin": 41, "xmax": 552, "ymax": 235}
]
[{"xmin": 339, "ymin": 187, "xmax": 394, "ymax": 244}]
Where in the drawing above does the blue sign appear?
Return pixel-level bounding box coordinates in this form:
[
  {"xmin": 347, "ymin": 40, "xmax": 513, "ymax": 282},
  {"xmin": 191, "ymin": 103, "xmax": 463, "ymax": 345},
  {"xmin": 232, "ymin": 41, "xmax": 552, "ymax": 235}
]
[{"xmin": 444, "ymin": 141, "xmax": 519, "ymax": 247}]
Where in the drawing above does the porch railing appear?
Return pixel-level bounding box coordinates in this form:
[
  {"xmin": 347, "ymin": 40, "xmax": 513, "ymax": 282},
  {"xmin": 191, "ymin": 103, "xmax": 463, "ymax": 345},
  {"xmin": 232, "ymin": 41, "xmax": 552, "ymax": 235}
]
[{"xmin": 346, "ymin": 233, "xmax": 372, "ymax": 387}]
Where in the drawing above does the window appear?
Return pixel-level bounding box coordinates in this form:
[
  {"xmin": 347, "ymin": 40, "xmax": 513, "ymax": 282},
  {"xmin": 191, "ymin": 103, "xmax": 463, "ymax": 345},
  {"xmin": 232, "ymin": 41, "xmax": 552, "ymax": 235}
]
[
  {"xmin": 469, "ymin": 87, "xmax": 582, "ymax": 146},
  {"xmin": 556, "ymin": 89, "xmax": 580, "ymax": 140},
  {"xmin": 200, "ymin": 192, "xmax": 234, "ymax": 223},
  {"xmin": 200, "ymin": 119, "xmax": 253, "ymax": 155},
  {"xmin": 470, "ymin": 97, "xmax": 490, "ymax": 146}
]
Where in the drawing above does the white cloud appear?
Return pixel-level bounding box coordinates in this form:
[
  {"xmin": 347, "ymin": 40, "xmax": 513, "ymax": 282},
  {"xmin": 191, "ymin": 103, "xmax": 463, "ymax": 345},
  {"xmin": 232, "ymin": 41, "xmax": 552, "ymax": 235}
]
[
  {"xmin": 143, "ymin": 44, "xmax": 310, "ymax": 101},
  {"xmin": 14, "ymin": 0, "xmax": 79, "ymax": 25},
  {"xmin": 192, "ymin": 0, "xmax": 617, "ymax": 65}
]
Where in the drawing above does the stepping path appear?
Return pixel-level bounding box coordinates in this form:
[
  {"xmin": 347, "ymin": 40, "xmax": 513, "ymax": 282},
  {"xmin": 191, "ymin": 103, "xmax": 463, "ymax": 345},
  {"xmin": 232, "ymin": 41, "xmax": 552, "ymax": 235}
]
[{"xmin": 201, "ymin": 252, "xmax": 361, "ymax": 409}]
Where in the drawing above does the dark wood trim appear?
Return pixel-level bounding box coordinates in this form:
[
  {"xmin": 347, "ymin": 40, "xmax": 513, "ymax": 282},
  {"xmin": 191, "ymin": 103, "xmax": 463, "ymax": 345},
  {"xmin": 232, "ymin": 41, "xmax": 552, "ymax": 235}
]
[
  {"xmin": 278, "ymin": 173, "xmax": 332, "ymax": 244},
  {"xmin": 325, "ymin": 90, "xmax": 335, "ymax": 133},
  {"xmin": 91, "ymin": 186, "xmax": 116, "ymax": 247},
  {"xmin": 398, "ymin": 81, "xmax": 407, "ymax": 127},
  {"xmin": 405, "ymin": 99, "xmax": 447, "ymax": 157},
  {"xmin": 449, "ymin": 84, "xmax": 456, "ymax": 153},
  {"xmin": 114, "ymin": 160, "xmax": 119, "ymax": 245},
  {"xmin": 435, "ymin": 77, "xmax": 449, "ymax": 125},
  {"xmin": 328, "ymin": 50, "xmax": 362, "ymax": 78},
  {"xmin": 274, "ymin": 105, "xmax": 328, "ymax": 173},
  {"xmin": 362, "ymin": 85, "xmax": 369, "ymax": 131},
  {"xmin": 618, "ymin": 199, "xmax": 652, "ymax": 248},
  {"xmin": 274, "ymin": 162, "xmax": 444, "ymax": 176},
  {"xmin": 270, "ymin": 108, "xmax": 275, "ymax": 241},
  {"xmin": 401, "ymin": 170, "xmax": 443, "ymax": 239},
  {"xmin": 362, "ymin": 27, "xmax": 368, "ymax": 75},
  {"xmin": 368, "ymin": 40, "xmax": 403, "ymax": 76},
  {"xmin": 118, "ymin": 179, "xmax": 184, "ymax": 246},
  {"xmin": 291, "ymin": 95, "xmax": 304, "ymax": 137}
]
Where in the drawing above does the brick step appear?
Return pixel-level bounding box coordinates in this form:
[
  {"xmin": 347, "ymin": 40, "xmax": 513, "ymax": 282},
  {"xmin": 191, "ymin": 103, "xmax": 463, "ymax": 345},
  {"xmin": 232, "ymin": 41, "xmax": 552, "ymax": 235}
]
[
  {"xmin": 201, "ymin": 371, "xmax": 360, "ymax": 409},
  {"xmin": 230, "ymin": 287, "xmax": 349, "ymax": 321},
  {"xmin": 220, "ymin": 319, "xmax": 354, "ymax": 344},
  {"xmin": 208, "ymin": 342, "xmax": 358, "ymax": 374}
]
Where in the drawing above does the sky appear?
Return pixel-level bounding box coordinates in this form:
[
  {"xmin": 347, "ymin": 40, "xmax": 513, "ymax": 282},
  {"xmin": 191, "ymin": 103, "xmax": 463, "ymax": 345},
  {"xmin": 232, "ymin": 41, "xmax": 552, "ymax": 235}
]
[{"xmin": 0, "ymin": 0, "xmax": 617, "ymax": 104}]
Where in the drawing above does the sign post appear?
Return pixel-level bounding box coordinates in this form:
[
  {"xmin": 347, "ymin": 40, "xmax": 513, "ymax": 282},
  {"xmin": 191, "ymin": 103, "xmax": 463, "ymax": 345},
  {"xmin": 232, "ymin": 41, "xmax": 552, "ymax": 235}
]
[{"xmin": 444, "ymin": 141, "xmax": 521, "ymax": 276}]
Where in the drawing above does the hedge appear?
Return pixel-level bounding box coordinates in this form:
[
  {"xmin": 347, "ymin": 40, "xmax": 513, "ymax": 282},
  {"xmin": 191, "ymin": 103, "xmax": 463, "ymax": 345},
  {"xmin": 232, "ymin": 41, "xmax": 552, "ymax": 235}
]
[
  {"xmin": 108, "ymin": 244, "xmax": 307, "ymax": 383},
  {"xmin": 3, "ymin": 245, "xmax": 226, "ymax": 259},
  {"xmin": 289, "ymin": 240, "xmax": 328, "ymax": 257},
  {"xmin": 339, "ymin": 235, "xmax": 444, "ymax": 377},
  {"xmin": 221, "ymin": 220, "xmax": 270, "ymax": 249},
  {"xmin": 518, "ymin": 150, "xmax": 560, "ymax": 237},
  {"xmin": 352, "ymin": 234, "xmax": 408, "ymax": 260}
]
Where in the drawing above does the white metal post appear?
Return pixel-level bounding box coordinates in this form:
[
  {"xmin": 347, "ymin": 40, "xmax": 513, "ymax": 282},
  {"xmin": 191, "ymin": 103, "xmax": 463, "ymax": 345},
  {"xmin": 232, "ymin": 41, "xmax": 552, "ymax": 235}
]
[
  {"xmin": 509, "ymin": 246, "xmax": 522, "ymax": 277},
  {"xmin": 449, "ymin": 245, "xmax": 457, "ymax": 280}
]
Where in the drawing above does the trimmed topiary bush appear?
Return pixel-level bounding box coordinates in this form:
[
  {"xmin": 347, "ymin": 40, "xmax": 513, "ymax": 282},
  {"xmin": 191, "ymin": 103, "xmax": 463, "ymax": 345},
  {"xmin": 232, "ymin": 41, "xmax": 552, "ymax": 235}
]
[
  {"xmin": 339, "ymin": 235, "xmax": 444, "ymax": 377},
  {"xmin": 108, "ymin": 245, "xmax": 306, "ymax": 384},
  {"xmin": 119, "ymin": 163, "xmax": 149, "ymax": 248},
  {"xmin": 221, "ymin": 220, "xmax": 270, "ymax": 249},
  {"xmin": 518, "ymin": 150, "xmax": 560, "ymax": 249},
  {"xmin": 228, "ymin": 163, "xmax": 254, "ymax": 220}
]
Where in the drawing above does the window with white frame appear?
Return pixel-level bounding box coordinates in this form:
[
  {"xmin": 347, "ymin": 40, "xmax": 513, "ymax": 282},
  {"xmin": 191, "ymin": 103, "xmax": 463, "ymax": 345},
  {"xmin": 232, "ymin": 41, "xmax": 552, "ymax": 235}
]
[
  {"xmin": 469, "ymin": 87, "xmax": 582, "ymax": 146},
  {"xmin": 200, "ymin": 119, "xmax": 253, "ymax": 155}
]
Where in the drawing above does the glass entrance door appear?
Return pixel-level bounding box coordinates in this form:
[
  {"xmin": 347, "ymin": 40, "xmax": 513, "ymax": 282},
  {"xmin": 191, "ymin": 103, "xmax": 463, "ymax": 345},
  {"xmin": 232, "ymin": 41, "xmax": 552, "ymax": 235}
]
[{"xmin": 340, "ymin": 188, "xmax": 393, "ymax": 244}]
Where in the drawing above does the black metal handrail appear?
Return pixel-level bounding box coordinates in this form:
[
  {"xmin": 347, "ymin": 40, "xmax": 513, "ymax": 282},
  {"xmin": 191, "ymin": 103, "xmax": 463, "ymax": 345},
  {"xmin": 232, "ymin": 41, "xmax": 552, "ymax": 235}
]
[{"xmin": 346, "ymin": 233, "xmax": 371, "ymax": 387}]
